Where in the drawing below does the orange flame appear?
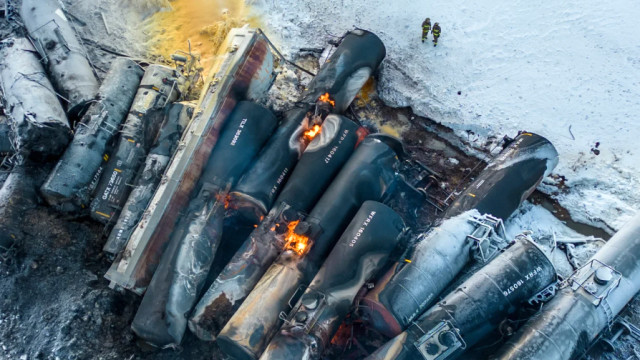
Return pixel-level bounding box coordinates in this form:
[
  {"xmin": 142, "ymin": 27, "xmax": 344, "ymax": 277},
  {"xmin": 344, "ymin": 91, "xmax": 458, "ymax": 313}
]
[
  {"xmin": 303, "ymin": 124, "xmax": 322, "ymax": 141},
  {"xmin": 283, "ymin": 220, "xmax": 310, "ymax": 255},
  {"xmin": 216, "ymin": 193, "xmax": 231, "ymax": 209},
  {"xmin": 318, "ymin": 92, "xmax": 336, "ymax": 107}
]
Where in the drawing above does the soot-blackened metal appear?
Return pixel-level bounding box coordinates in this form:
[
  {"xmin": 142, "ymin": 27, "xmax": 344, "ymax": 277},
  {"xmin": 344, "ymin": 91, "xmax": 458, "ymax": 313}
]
[
  {"xmin": 367, "ymin": 237, "xmax": 556, "ymax": 360},
  {"xmin": 493, "ymin": 213, "xmax": 640, "ymax": 360},
  {"xmin": 216, "ymin": 135, "xmax": 402, "ymax": 360},
  {"xmin": 361, "ymin": 133, "xmax": 559, "ymax": 337},
  {"xmin": 40, "ymin": 58, "xmax": 144, "ymax": 210},
  {"xmin": 90, "ymin": 65, "xmax": 181, "ymax": 223},
  {"xmin": 188, "ymin": 115, "xmax": 360, "ymax": 341},
  {"xmin": 103, "ymin": 103, "xmax": 194, "ymax": 255},
  {"xmin": 261, "ymin": 201, "xmax": 405, "ymax": 360}
]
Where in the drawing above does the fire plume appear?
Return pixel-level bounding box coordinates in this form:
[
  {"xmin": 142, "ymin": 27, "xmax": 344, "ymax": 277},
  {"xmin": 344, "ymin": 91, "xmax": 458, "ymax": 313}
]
[
  {"xmin": 318, "ymin": 92, "xmax": 336, "ymax": 107},
  {"xmin": 283, "ymin": 220, "xmax": 310, "ymax": 255},
  {"xmin": 303, "ymin": 124, "xmax": 322, "ymax": 141}
]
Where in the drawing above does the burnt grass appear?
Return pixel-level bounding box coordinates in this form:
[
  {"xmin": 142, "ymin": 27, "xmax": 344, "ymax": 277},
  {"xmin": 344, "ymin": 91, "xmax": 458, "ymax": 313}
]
[{"xmin": 1, "ymin": 7, "xmax": 639, "ymax": 360}]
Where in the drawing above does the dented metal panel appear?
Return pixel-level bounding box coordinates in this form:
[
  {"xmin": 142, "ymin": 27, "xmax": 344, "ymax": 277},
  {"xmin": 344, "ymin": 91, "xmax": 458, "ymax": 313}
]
[{"xmin": 105, "ymin": 28, "xmax": 275, "ymax": 294}]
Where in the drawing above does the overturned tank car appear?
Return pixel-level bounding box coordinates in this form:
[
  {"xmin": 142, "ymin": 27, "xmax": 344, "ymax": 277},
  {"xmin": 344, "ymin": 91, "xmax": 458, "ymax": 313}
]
[
  {"xmin": 367, "ymin": 234, "xmax": 557, "ymax": 360},
  {"xmin": 493, "ymin": 213, "xmax": 640, "ymax": 360},
  {"xmin": 216, "ymin": 134, "xmax": 402, "ymax": 360},
  {"xmin": 361, "ymin": 133, "xmax": 559, "ymax": 337}
]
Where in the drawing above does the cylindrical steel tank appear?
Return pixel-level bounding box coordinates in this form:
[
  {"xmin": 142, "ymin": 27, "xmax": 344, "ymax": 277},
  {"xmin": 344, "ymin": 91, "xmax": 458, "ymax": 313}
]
[
  {"xmin": 493, "ymin": 213, "xmax": 640, "ymax": 360},
  {"xmin": 216, "ymin": 135, "xmax": 402, "ymax": 360},
  {"xmin": 40, "ymin": 58, "xmax": 143, "ymax": 209},
  {"xmin": 103, "ymin": 103, "xmax": 194, "ymax": 255},
  {"xmin": 188, "ymin": 114, "xmax": 360, "ymax": 342},
  {"xmin": 0, "ymin": 37, "xmax": 71, "ymax": 158},
  {"xmin": 302, "ymin": 30, "xmax": 386, "ymax": 113},
  {"xmin": 90, "ymin": 65, "xmax": 180, "ymax": 223},
  {"xmin": 131, "ymin": 101, "xmax": 277, "ymax": 348},
  {"xmin": 229, "ymin": 107, "xmax": 314, "ymax": 223},
  {"xmin": 261, "ymin": 201, "xmax": 405, "ymax": 360},
  {"xmin": 20, "ymin": 0, "xmax": 99, "ymax": 117},
  {"xmin": 361, "ymin": 132, "xmax": 559, "ymax": 337},
  {"xmin": 443, "ymin": 133, "xmax": 559, "ymax": 220},
  {"xmin": 368, "ymin": 237, "xmax": 556, "ymax": 360}
]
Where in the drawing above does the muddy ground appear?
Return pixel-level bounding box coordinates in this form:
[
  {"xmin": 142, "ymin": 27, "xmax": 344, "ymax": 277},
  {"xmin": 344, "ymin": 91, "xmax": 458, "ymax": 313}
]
[{"xmin": 1, "ymin": 2, "xmax": 639, "ymax": 360}]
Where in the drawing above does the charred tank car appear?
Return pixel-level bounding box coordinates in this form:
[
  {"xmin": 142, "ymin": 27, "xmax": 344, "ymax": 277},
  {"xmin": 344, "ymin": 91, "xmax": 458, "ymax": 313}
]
[
  {"xmin": 130, "ymin": 101, "xmax": 277, "ymax": 348},
  {"xmin": 103, "ymin": 103, "xmax": 194, "ymax": 255},
  {"xmin": 261, "ymin": 201, "xmax": 405, "ymax": 360},
  {"xmin": 40, "ymin": 58, "xmax": 144, "ymax": 210},
  {"xmin": 20, "ymin": 0, "xmax": 99, "ymax": 117},
  {"xmin": 0, "ymin": 37, "xmax": 72, "ymax": 158},
  {"xmin": 187, "ymin": 29, "xmax": 387, "ymax": 343},
  {"xmin": 367, "ymin": 235, "xmax": 557, "ymax": 360},
  {"xmin": 493, "ymin": 213, "xmax": 640, "ymax": 360},
  {"xmin": 301, "ymin": 29, "xmax": 386, "ymax": 113},
  {"xmin": 361, "ymin": 133, "xmax": 559, "ymax": 337},
  {"xmin": 215, "ymin": 135, "xmax": 402, "ymax": 360},
  {"xmin": 90, "ymin": 65, "xmax": 181, "ymax": 223},
  {"xmin": 189, "ymin": 114, "xmax": 360, "ymax": 341}
]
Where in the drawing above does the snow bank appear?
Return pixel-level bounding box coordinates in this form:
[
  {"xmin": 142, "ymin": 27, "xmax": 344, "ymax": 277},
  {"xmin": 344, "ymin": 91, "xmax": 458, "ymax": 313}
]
[{"xmin": 252, "ymin": 0, "xmax": 640, "ymax": 232}]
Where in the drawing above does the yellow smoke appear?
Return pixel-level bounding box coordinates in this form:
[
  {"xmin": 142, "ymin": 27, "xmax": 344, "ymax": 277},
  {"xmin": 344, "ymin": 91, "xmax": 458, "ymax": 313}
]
[{"xmin": 140, "ymin": 0, "xmax": 258, "ymax": 72}]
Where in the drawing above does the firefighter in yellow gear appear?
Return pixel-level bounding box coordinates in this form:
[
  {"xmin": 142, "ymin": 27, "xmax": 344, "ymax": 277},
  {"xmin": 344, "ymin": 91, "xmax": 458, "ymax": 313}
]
[
  {"xmin": 432, "ymin": 22, "xmax": 441, "ymax": 46},
  {"xmin": 421, "ymin": 18, "xmax": 431, "ymax": 43}
]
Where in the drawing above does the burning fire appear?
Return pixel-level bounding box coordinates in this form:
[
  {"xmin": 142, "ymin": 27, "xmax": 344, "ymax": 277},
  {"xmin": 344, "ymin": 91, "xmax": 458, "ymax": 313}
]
[
  {"xmin": 318, "ymin": 92, "xmax": 336, "ymax": 107},
  {"xmin": 303, "ymin": 124, "xmax": 322, "ymax": 141},
  {"xmin": 283, "ymin": 220, "xmax": 311, "ymax": 255},
  {"xmin": 216, "ymin": 193, "xmax": 231, "ymax": 209}
]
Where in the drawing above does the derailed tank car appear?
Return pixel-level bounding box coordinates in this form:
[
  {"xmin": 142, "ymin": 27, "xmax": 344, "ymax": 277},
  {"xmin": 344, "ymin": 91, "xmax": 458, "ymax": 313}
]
[
  {"xmin": 188, "ymin": 29, "xmax": 386, "ymax": 343},
  {"xmin": 131, "ymin": 101, "xmax": 277, "ymax": 348},
  {"xmin": 216, "ymin": 135, "xmax": 402, "ymax": 360},
  {"xmin": 228, "ymin": 28, "xmax": 386, "ymax": 226},
  {"xmin": 105, "ymin": 28, "xmax": 277, "ymax": 294},
  {"xmin": 103, "ymin": 103, "xmax": 194, "ymax": 255},
  {"xmin": 0, "ymin": 37, "xmax": 72, "ymax": 158},
  {"xmin": 189, "ymin": 114, "xmax": 360, "ymax": 341},
  {"xmin": 367, "ymin": 236, "xmax": 557, "ymax": 360},
  {"xmin": 261, "ymin": 201, "xmax": 405, "ymax": 360},
  {"xmin": 301, "ymin": 29, "xmax": 386, "ymax": 113},
  {"xmin": 40, "ymin": 58, "xmax": 143, "ymax": 209},
  {"xmin": 493, "ymin": 213, "xmax": 640, "ymax": 360},
  {"xmin": 228, "ymin": 107, "xmax": 319, "ymax": 224},
  {"xmin": 90, "ymin": 65, "xmax": 180, "ymax": 223},
  {"xmin": 361, "ymin": 133, "xmax": 559, "ymax": 337},
  {"xmin": 20, "ymin": 0, "xmax": 99, "ymax": 117}
]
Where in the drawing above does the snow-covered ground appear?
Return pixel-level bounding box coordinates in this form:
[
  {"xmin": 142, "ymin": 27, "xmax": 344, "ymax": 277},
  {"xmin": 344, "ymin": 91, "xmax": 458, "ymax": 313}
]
[{"xmin": 251, "ymin": 0, "xmax": 640, "ymax": 234}]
